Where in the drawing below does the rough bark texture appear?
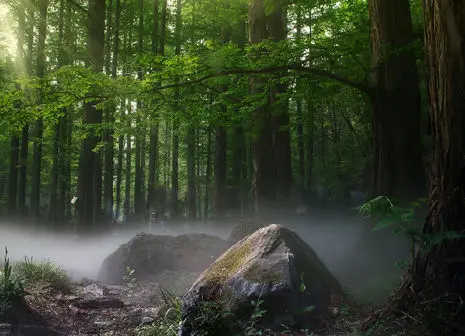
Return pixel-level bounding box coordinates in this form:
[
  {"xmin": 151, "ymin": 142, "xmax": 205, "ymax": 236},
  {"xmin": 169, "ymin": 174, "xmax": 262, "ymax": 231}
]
[
  {"xmin": 409, "ymin": 1, "xmax": 465, "ymax": 332},
  {"xmin": 364, "ymin": 2, "xmax": 465, "ymax": 335},
  {"xmin": 368, "ymin": 0, "xmax": 426, "ymax": 202}
]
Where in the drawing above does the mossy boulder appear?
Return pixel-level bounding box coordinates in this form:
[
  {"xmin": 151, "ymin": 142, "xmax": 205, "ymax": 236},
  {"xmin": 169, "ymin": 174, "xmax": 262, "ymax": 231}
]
[
  {"xmin": 179, "ymin": 224, "xmax": 343, "ymax": 336},
  {"xmin": 98, "ymin": 233, "xmax": 228, "ymax": 285}
]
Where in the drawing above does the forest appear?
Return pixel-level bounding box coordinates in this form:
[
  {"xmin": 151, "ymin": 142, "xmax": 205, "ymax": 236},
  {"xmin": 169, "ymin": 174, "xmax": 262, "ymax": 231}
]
[{"xmin": 0, "ymin": 0, "xmax": 464, "ymax": 334}]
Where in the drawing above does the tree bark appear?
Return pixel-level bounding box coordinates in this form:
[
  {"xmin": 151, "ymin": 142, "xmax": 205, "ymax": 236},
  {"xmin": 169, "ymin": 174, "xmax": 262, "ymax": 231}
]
[
  {"xmin": 171, "ymin": 0, "xmax": 182, "ymax": 216},
  {"xmin": 213, "ymin": 126, "xmax": 227, "ymax": 215},
  {"xmin": 408, "ymin": 0, "xmax": 465, "ymax": 328},
  {"xmin": 77, "ymin": 0, "xmax": 105, "ymax": 229},
  {"xmin": 368, "ymin": 0, "xmax": 425, "ymax": 202},
  {"xmin": 268, "ymin": 0, "xmax": 292, "ymax": 202},
  {"xmin": 30, "ymin": 0, "xmax": 48, "ymax": 219},
  {"xmin": 7, "ymin": 136, "xmax": 19, "ymax": 214},
  {"xmin": 147, "ymin": 0, "xmax": 160, "ymax": 215},
  {"xmin": 248, "ymin": 0, "xmax": 276, "ymax": 216}
]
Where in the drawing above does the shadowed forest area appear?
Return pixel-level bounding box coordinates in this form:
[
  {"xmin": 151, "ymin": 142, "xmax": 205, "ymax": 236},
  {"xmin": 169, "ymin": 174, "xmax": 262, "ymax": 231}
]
[{"xmin": 0, "ymin": 0, "xmax": 464, "ymax": 335}]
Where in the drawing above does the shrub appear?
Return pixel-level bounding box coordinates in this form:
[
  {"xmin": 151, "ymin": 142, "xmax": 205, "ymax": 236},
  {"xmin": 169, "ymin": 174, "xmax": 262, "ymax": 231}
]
[
  {"xmin": 0, "ymin": 247, "xmax": 25, "ymax": 316},
  {"xmin": 12, "ymin": 257, "xmax": 72, "ymax": 293}
]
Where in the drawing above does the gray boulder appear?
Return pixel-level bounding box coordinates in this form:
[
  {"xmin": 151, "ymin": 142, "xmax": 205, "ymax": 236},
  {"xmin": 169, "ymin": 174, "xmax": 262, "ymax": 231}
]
[
  {"xmin": 98, "ymin": 233, "xmax": 228, "ymax": 285},
  {"xmin": 179, "ymin": 224, "xmax": 343, "ymax": 336}
]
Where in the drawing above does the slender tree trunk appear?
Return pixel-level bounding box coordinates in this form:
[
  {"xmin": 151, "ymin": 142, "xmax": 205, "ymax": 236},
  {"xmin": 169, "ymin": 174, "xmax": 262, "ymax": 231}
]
[
  {"xmin": 232, "ymin": 124, "xmax": 245, "ymax": 213},
  {"xmin": 18, "ymin": 126, "xmax": 28, "ymax": 214},
  {"xmin": 295, "ymin": 6, "xmax": 304, "ymax": 187},
  {"xmin": 77, "ymin": 0, "xmax": 105, "ymax": 229},
  {"xmin": 147, "ymin": 0, "xmax": 160, "ymax": 215},
  {"xmin": 102, "ymin": 0, "xmax": 116, "ymax": 223},
  {"xmin": 213, "ymin": 126, "xmax": 227, "ymax": 215},
  {"xmin": 7, "ymin": 136, "xmax": 19, "ymax": 214},
  {"xmin": 305, "ymin": 100, "xmax": 314, "ymax": 190},
  {"xmin": 115, "ymin": 103, "xmax": 125, "ymax": 220},
  {"xmin": 204, "ymin": 128, "xmax": 212, "ymax": 221},
  {"xmin": 186, "ymin": 126, "xmax": 196, "ymax": 218},
  {"xmin": 368, "ymin": 0, "xmax": 425, "ymax": 202},
  {"xmin": 171, "ymin": 0, "xmax": 182, "ymax": 216},
  {"xmin": 16, "ymin": 1, "xmax": 28, "ymax": 216},
  {"xmin": 124, "ymin": 103, "xmax": 132, "ymax": 222},
  {"xmin": 30, "ymin": 0, "xmax": 48, "ymax": 219}
]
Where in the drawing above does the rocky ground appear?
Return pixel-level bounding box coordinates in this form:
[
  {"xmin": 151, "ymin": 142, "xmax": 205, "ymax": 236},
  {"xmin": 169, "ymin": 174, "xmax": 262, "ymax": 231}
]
[
  {"xmin": 20, "ymin": 269, "xmax": 202, "ymax": 336},
  {"xmin": 18, "ymin": 272, "xmax": 374, "ymax": 336}
]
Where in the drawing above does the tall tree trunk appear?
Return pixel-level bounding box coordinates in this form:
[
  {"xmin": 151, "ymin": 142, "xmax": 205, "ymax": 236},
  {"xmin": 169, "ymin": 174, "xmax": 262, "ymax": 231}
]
[
  {"xmin": 248, "ymin": 0, "xmax": 276, "ymax": 215},
  {"xmin": 30, "ymin": 0, "xmax": 48, "ymax": 219},
  {"xmin": 50, "ymin": 0, "xmax": 66, "ymax": 225},
  {"xmin": 134, "ymin": 0, "xmax": 145, "ymax": 218},
  {"xmin": 103, "ymin": 0, "xmax": 116, "ymax": 223},
  {"xmin": 171, "ymin": 0, "xmax": 181, "ymax": 216},
  {"xmin": 147, "ymin": 0, "xmax": 160, "ymax": 215},
  {"xmin": 268, "ymin": 0, "xmax": 292, "ymax": 202},
  {"xmin": 295, "ymin": 6, "xmax": 304, "ymax": 187},
  {"xmin": 77, "ymin": 0, "xmax": 105, "ymax": 229},
  {"xmin": 368, "ymin": 0, "xmax": 425, "ymax": 202},
  {"xmin": 385, "ymin": 2, "xmax": 465, "ymax": 333},
  {"xmin": 17, "ymin": 0, "xmax": 28, "ymax": 216}
]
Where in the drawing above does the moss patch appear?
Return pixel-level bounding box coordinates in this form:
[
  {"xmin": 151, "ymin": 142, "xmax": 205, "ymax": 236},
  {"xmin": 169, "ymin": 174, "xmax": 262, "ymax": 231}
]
[{"xmin": 203, "ymin": 241, "xmax": 252, "ymax": 284}]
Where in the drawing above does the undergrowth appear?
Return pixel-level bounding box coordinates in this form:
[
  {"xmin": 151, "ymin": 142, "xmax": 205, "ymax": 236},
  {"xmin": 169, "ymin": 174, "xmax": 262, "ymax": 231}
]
[
  {"xmin": 12, "ymin": 256, "xmax": 72, "ymax": 293},
  {"xmin": 136, "ymin": 287, "xmax": 317, "ymax": 336},
  {"xmin": 0, "ymin": 246, "xmax": 72, "ymax": 318}
]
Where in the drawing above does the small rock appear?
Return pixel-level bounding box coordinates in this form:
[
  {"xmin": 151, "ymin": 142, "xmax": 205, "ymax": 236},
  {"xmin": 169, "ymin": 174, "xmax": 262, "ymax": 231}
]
[
  {"xmin": 94, "ymin": 321, "xmax": 112, "ymax": 327},
  {"xmin": 0, "ymin": 324, "xmax": 12, "ymax": 336},
  {"xmin": 18, "ymin": 325, "xmax": 62, "ymax": 336},
  {"xmin": 141, "ymin": 317, "xmax": 154, "ymax": 324},
  {"xmin": 72, "ymin": 297, "xmax": 125, "ymax": 309},
  {"xmin": 83, "ymin": 284, "xmax": 104, "ymax": 296}
]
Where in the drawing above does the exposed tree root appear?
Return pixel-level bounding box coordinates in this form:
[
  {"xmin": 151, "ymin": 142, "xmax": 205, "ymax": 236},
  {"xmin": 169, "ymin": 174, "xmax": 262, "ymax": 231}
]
[{"xmin": 361, "ymin": 270, "xmax": 465, "ymax": 336}]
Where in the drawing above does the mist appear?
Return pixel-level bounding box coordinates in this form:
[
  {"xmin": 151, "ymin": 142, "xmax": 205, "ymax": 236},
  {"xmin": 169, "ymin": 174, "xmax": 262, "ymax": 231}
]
[{"xmin": 0, "ymin": 211, "xmax": 411, "ymax": 303}]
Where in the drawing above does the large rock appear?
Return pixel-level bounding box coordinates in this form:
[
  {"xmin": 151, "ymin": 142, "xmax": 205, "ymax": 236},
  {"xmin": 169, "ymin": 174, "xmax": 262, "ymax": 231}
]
[
  {"xmin": 179, "ymin": 224, "xmax": 343, "ymax": 336},
  {"xmin": 98, "ymin": 233, "xmax": 228, "ymax": 285}
]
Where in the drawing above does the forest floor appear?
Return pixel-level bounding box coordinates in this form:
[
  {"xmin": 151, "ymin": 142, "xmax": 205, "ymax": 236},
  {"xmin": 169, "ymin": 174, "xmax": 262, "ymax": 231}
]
[{"xmin": 21, "ymin": 271, "xmax": 400, "ymax": 336}]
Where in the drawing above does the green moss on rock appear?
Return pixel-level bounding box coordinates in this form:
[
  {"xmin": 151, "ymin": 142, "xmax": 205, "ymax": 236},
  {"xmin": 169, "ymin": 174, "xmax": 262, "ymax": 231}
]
[{"xmin": 203, "ymin": 241, "xmax": 252, "ymax": 284}]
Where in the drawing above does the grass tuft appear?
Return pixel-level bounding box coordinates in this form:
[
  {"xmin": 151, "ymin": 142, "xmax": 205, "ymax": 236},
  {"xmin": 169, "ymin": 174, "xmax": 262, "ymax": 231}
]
[{"xmin": 12, "ymin": 257, "xmax": 72, "ymax": 293}]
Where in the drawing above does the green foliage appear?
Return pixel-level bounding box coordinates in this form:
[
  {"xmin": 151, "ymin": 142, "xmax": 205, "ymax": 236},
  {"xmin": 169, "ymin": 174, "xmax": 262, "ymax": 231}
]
[
  {"xmin": 359, "ymin": 196, "xmax": 465, "ymax": 264},
  {"xmin": 12, "ymin": 257, "xmax": 72, "ymax": 293},
  {"xmin": 135, "ymin": 288, "xmax": 182, "ymax": 336},
  {"xmin": 0, "ymin": 247, "xmax": 25, "ymax": 315}
]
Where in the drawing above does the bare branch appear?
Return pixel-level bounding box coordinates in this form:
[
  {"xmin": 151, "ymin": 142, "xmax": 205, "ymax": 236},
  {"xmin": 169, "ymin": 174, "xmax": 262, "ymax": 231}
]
[{"xmin": 152, "ymin": 64, "xmax": 372, "ymax": 95}]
